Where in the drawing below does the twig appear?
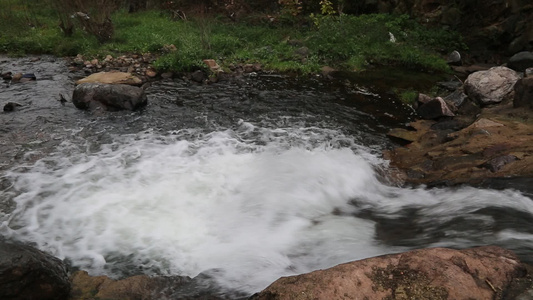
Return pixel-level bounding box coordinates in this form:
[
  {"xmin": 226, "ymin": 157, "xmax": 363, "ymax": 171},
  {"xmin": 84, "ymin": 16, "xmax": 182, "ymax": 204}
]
[{"xmin": 485, "ymin": 279, "xmax": 497, "ymax": 293}]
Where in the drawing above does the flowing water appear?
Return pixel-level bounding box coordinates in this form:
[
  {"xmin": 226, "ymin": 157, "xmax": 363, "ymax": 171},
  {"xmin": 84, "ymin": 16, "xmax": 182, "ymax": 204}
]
[{"xmin": 1, "ymin": 56, "xmax": 532, "ymax": 295}]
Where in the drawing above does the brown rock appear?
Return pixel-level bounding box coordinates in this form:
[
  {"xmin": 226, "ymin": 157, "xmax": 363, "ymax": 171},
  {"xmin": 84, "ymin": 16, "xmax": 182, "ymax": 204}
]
[
  {"xmin": 76, "ymin": 71, "xmax": 143, "ymax": 86},
  {"xmin": 145, "ymin": 68, "xmax": 158, "ymax": 78},
  {"xmin": 252, "ymin": 246, "xmax": 523, "ymax": 300},
  {"xmin": 70, "ymin": 271, "xmax": 191, "ymax": 300}
]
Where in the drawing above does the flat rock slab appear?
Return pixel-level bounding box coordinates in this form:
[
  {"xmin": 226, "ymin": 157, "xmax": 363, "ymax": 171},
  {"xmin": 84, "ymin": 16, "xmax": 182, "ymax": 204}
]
[
  {"xmin": 75, "ymin": 71, "xmax": 142, "ymax": 86},
  {"xmin": 252, "ymin": 246, "xmax": 523, "ymax": 300},
  {"xmin": 384, "ymin": 102, "xmax": 533, "ymax": 186}
]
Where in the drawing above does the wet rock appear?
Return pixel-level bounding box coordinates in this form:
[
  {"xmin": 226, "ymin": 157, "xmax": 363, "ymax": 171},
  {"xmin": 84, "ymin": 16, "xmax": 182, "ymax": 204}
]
[
  {"xmin": 431, "ymin": 119, "xmax": 467, "ymax": 131},
  {"xmin": 417, "ymin": 97, "xmax": 455, "ymax": 119},
  {"xmin": 508, "ymin": 51, "xmax": 533, "ymax": 72},
  {"xmin": 252, "ymin": 246, "xmax": 524, "ymax": 300},
  {"xmin": 11, "ymin": 72, "xmax": 22, "ymax": 82},
  {"xmin": 464, "ymin": 66, "xmax": 520, "ymax": 106},
  {"xmin": 482, "ymin": 155, "xmax": 518, "ymax": 172},
  {"xmin": 191, "ymin": 70, "xmax": 206, "ymax": 83},
  {"xmin": 75, "ymin": 71, "xmax": 143, "ymax": 86},
  {"xmin": 437, "ymin": 80, "xmax": 462, "ymax": 92},
  {"xmin": 0, "ymin": 241, "xmax": 70, "ymax": 300},
  {"xmin": 72, "ymin": 83, "xmax": 147, "ymax": 111},
  {"xmin": 70, "ymin": 270, "xmax": 230, "ymax": 299},
  {"xmin": 19, "ymin": 73, "xmax": 36, "ymax": 82},
  {"xmin": 3, "ymin": 102, "xmax": 22, "ymax": 112},
  {"xmin": 514, "ymin": 77, "xmax": 533, "ymax": 109},
  {"xmin": 444, "ymin": 90, "xmax": 468, "ymax": 108},
  {"xmin": 1, "ymin": 71, "xmax": 12, "ymax": 80}
]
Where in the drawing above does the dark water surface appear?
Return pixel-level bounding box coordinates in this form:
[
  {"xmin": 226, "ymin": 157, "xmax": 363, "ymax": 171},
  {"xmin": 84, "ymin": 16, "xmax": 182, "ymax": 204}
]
[{"xmin": 1, "ymin": 56, "xmax": 532, "ymax": 295}]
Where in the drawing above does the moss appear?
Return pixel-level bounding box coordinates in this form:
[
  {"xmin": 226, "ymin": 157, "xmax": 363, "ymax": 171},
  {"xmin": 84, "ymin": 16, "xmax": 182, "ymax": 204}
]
[{"xmin": 370, "ymin": 265, "xmax": 449, "ymax": 300}]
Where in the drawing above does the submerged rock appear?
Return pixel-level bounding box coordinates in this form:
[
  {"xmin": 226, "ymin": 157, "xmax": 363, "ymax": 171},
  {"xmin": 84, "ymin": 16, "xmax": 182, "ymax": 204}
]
[
  {"xmin": 72, "ymin": 83, "xmax": 147, "ymax": 111},
  {"xmin": 464, "ymin": 66, "xmax": 520, "ymax": 105},
  {"xmin": 252, "ymin": 246, "xmax": 524, "ymax": 300},
  {"xmin": 0, "ymin": 241, "xmax": 70, "ymax": 300},
  {"xmin": 3, "ymin": 102, "xmax": 22, "ymax": 112}
]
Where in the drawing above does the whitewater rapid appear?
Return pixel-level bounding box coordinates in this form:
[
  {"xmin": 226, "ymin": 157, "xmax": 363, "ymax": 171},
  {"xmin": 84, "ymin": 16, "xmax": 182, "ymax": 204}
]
[{"xmin": 1, "ymin": 121, "xmax": 532, "ymax": 294}]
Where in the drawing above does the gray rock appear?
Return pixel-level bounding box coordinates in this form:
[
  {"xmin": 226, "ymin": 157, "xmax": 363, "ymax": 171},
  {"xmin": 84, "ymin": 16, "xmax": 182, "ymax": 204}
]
[
  {"xmin": 444, "ymin": 90, "xmax": 468, "ymax": 108},
  {"xmin": 0, "ymin": 242, "xmax": 70, "ymax": 300},
  {"xmin": 514, "ymin": 77, "xmax": 533, "ymax": 109},
  {"xmin": 446, "ymin": 50, "xmax": 461, "ymax": 66},
  {"xmin": 508, "ymin": 51, "xmax": 533, "ymax": 72},
  {"xmin": 417, "ymin": 97, "xmax": 455, "ymax": 119},
  {"xmin": 190, "ymin": 70, "xmax": 205, "ymax": 83},
  {"xmin": 525, "ymin": 67, "xmax": 533, "ymax": 77},
  {"xmin": 72, "ymin": 83, "xmax": 147, "ymax": 111},
  {"xmin": 294, "ymin": 46, "xmax": 310, "ymax": 57},
  {"xmin": 464, "ymin": 66, "xmax": 520, "ymax": 105},
  {"xmin": 3, "ymin": 102, "xmax": 22, "ymax": 112}
]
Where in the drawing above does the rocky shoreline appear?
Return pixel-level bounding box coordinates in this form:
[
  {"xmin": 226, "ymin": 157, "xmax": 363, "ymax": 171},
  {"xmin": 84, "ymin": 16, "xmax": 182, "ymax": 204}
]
[{"xmin": 385, "ymin": 55, "xmax": 533, "ymax": 193}]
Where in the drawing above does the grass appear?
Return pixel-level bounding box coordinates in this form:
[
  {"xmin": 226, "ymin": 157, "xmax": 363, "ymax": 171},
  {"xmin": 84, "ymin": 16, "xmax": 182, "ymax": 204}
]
[{"xmin": 0, "ymin": 2, "xmax": 467, "ymax": 74}]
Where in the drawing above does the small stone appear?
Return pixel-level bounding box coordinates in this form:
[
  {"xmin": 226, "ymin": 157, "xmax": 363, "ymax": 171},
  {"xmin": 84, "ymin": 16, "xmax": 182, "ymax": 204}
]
[
  {"xmin": 161, "ymin": 72, "xmax": 173, "ymax": 79},
  {"xmin": 3, "ymin": 102, "xmax": 22, "ymax": 112},
  {"xmin": 145, "ymin": 69, "xmax": 157, "ymax": 78}
]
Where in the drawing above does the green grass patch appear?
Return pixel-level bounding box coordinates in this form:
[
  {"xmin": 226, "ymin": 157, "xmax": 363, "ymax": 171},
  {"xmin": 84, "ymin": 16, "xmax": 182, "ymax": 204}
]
[{"xmin": 0, "ymin": 2, "xmax": 466, "ymax": 74}]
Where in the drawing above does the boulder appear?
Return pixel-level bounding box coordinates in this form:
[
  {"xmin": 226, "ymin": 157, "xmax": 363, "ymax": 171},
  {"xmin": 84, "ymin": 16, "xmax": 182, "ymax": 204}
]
[
  {"xmin": 252, "ymin": 246, "xmax": 524, "ymax": 300},
  {"xmin": 0, "ymin": 242, "xmax": 70, "ymax": 300},
  {"xmin": 464, "ymin": 66, "xmax": 520, "ymax": 106},
  {"xmin": 417, "ymin": 97, "xmax": 455, "ymax": 119},
  {"xmin": 70, "ymin": 269, "xmax": 228, "ymax": 299},
  {"xmin": 508, "ymin": 51, "xmax": 533, "ymax": 72},
  {"xmin": 514, "ymin": 77, "xmax": 533, "ymax": 109},
  {"xmin": 75, "ymin": 71, "xmax": 143, "ymax": 86},
  {"xmin": 72, "ymin": 83, "xmax": 147, "ymax": 111}
]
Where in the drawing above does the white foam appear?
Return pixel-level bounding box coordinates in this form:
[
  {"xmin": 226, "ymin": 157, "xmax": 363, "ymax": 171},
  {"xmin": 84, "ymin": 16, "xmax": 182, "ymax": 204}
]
[{"xmin": 2, "ymin": 122, "xmax": 532, "ymax": 293}]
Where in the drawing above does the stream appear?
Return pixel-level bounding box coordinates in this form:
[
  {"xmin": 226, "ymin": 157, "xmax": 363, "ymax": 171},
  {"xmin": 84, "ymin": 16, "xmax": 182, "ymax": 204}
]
[{"xmin": 1, "ymin": 56, "xmax": 532, "ymax": 295}]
